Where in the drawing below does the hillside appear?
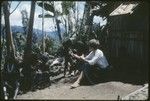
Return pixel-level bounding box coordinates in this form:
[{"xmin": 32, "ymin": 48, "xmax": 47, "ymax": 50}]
[{"xmin": 11, "ymin": 25, "xmax": 60, "ymax": 40}]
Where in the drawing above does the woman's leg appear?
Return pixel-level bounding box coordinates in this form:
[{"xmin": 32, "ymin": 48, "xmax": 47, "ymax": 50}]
[
  {"xmin": 70, "ymin": 71, "xmax": 83, "ymax": 88},
  {"xmin": 70, "ymin": 62, "xmax": 94, "ymax": 88},
  {"xmin": 83, "ymin": 63, "xmax": 95, "ymax": 85},
  {"xmin": 75, "ymin": 71, "xmax": 83, "ymax": 84}
]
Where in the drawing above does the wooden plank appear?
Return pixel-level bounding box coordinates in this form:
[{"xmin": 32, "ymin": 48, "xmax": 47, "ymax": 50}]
[{"xmin": 107, "ymin": 31, "xmax": 146, "ymax": 60}]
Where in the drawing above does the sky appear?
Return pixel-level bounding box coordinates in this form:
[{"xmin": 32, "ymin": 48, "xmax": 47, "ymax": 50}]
[{"xmin": 2, "ymin": 1, "xmax": 106, "ymax": 32}]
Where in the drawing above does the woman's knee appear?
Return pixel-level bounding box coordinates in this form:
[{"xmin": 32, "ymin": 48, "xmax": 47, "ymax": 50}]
[
  {"xmin": 83, "ymin": 63, "xmax": 91, "ymax": 72},
  {"xmin": 83, "ymin": 62, "xmax": 90, "ymax": 67}
]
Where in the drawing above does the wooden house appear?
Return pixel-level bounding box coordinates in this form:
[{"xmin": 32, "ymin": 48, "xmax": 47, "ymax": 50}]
[{"xmin": 105, "ymin": 2, "xmax": 149, "ymax": 75}]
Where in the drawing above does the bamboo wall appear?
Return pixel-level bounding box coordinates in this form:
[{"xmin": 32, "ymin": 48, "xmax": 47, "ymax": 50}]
[
  {"xmin": 108, "ymin": 31, "xmax": 145, "ymax": 60},
  {"xmin": 106, "ymin": 3, "xmax": 149, "ymax": 69}
]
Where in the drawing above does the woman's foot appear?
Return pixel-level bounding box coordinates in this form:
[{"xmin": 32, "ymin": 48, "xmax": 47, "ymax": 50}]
[{"xmin": 70, "ymin": 82, "xmax": 80, "ymax": 89}]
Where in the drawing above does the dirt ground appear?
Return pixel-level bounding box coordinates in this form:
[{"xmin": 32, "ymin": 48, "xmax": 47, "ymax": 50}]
[{"xmin": 16, "ymin": 77, "xmax": 144, "ymax": 100}]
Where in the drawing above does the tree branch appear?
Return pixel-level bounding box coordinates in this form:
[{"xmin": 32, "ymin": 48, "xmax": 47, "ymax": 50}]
[{"xmin": 10, "ymin": 1, "xmax": 21, "ymax": 15}]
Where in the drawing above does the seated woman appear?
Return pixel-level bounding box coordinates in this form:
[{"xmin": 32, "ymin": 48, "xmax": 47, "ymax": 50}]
[
  {"xmin": 69, "ymin": 41, "xmax": 87, "ymax": 76},
  {"xmin": 70, "ymin": 39, "xmax": 109, "ymax": 88}
]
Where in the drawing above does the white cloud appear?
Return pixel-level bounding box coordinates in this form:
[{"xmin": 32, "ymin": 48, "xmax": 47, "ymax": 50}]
[
  {"xmin": 93, "ymin": 16, "xmax": 101, "ymax": 23},
  {"xmin": 8, "ymin": 1, "xmax": 55, "ymax": 32},
  {"xmin": 34, "ymin": 18, "xmax": 55, "ymax": 32},
  {"xmin": 20, "ymin": 3, "xmax": 31, "ymax": 14},
  {"xmin": 10, "ymin": 9, "xmax": 22, "ymax": 26},
  {"xmin": 33, "ymin": 2, "xmax": 56, "ymax": 32},
  {"xmin": 78, "ymin": 2, "xmax": 85, "ymax": 19},
  {"xmin": 54, "ymin": 1, "xmax": 62, "ymax": 13},
  {"xmin": 100, "ymin": 19, "xmax": 107, "ymax": 26},
  {"xmin": 78, "ymin": 11, "xmax": 84, "ymax": 19},
  {"xmin": 9, "ymin": 2, "xmax": 31, "ymax": 26},
  {"xmin": 7, "ymin": 1, "xmax": 86, "ymax": 32},
  {"xmin": 93, "ymin": 16, "xmax": 107, "ymax": 26}
]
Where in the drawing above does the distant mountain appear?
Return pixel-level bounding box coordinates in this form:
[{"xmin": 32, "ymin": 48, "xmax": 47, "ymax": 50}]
[
  {"xmin": 11, "ymin": 25, "xmax": 65, "ymax": 40},
  {"xmin": 1, "ymin": 25, "xmax": 65, "ymax": 41},
  {"xmin": 11, "ymin": 26, "xmax": 24, "ymax": 33}
]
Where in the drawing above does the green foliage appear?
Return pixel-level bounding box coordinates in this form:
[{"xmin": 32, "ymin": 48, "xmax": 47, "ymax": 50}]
[
  {"xmin": 1, "ymin": 38, "xmax": 7, "ymax": 70},
  {"xmin": 14, "ymin": 32, "xmax": 26, "ymax": 53},
  {"xmin": 32, "ymin": 43, "xmax": 41, "ymax": 54},
  {"xmin": 37, "ymin": 36, "xmax": 57, "ymax": 55},
  {"xmin": 45, "ymin": 37, "xmax": 54, "ymax": 53},
  {"xmin": 21, "ymin": 9, "xmax": 29, "ymax": 32},
  {"xmin": 61, "ymin": 1, "xmax": 75, "ymax": 15}
]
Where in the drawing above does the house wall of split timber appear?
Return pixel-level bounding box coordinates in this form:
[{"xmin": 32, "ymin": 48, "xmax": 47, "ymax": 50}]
[{"xmin": 105, "ymin": 2, "xmax": 149, "ymax": 74}]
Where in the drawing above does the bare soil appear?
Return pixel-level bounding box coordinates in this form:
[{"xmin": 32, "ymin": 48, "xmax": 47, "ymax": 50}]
[{"xmin": 16, "ymin": 76, "xmax": 143, "ymax": 100}]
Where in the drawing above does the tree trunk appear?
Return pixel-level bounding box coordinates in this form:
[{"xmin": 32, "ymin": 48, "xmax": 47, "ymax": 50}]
[
  {"xmin": 81, "ymin": 2, "xmax": 94, "ymax": 41},
  {"xmin": 78, "ymin": 2, "xmax": 89, "ymax": 40},
  {"xmin": 64, "ymin": 17, "xmax": 67, "ymax": 36},
  {"xmin": 67, "ymin": 15, "xmax": 69, "ymax": 36},
  {"xmin": 3, "ymin": 1, "xmax": 16, "ymax": 58},
  {"xmin": 61, "ymin": 15, "xmax": 67, "ymax": 38},
  {"xmin": 85, "ymin": 13, "xmax": 94, "ymax": 39},
  {"xmin": 24, "ymin": 1, "xmax": 36, "ymax": 61},
  {"xmin": 72, "ymin": 5, "xmax": 76, "ymax": 34},
  {"xmin": 21, "ymin": 9, "xmax": 28, "ymax": 35},
  {"xmin": 22, "ymin": 1, "xmax": 36, "ymax": 91},
  {"xmin": 42, "ymin": 1, "xmax": 45, "ymax": 53},
  {"xmin": 53, "ymin": 2, "xmax": 62, "ymax": 43},
  {"xmin": 56, "ymin": 18, "xmax": 61, "ymax": 42},
  {"xmin": 75, "ymin": 2, "xmax": 79, "ymax": 34},
  {"xmin": 0, "ymin": 2, "xmax": 2, "ymax": 66},
  {"xmin": 68, "ymin": 14, "xmax": 72, "ymax": 35}
]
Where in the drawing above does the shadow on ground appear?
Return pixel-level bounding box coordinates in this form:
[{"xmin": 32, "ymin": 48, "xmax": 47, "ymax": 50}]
[{"xmin": 93, "ymin": 59, "xmax": 149, "ymax": 85}]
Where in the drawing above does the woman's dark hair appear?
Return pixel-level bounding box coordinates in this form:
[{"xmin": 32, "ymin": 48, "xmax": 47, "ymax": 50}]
[
  {"xmin": 62, "ymin": 39, "xmax": 72, "ymax": 48},
  {"xmin": 75, "ymin": 41, "xmax": 84, "ymax": 49},
  {"xmin": 74, "ymin": 41, "xmax": 85, "ymax": 55},
  {"xmin": 88, "ymin": 39, "xmax": 100, "ymax": 49}
]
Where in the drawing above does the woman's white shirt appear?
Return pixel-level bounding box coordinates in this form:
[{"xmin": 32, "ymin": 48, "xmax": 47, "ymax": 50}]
[{"xmin": 85, "ymin": 49, "xmax": 109, "ymax": 68}]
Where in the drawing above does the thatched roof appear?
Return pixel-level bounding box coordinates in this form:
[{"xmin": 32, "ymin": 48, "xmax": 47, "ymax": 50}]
[
  {"xmin": 37, "ymin": 1, "xmax": 54, "ymax": 13},
  {"xmin": 109, "ymin": 2, "xmax": 139, "ymax": 16},
  {"xmin": 89, "ymin": 1, "xmax": 122, "ymax": 17}
]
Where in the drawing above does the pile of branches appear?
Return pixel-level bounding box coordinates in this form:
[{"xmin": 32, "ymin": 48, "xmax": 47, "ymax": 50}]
[{"xmin": 1, "ymin": 52, "xmax": 65, "ymax": 100}]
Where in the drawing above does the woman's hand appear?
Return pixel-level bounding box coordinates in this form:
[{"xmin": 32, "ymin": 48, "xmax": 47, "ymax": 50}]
[
  {"xmin": 79, "ymin": 56, "xmax": 86, "ymax": 62},
  {"xmin": 72, "ymin": 54, "xmax": 85, "ymax": 61},
  {"xmin": 72, "ymin": 54, "xmax": 80, "ymax": 59}
]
